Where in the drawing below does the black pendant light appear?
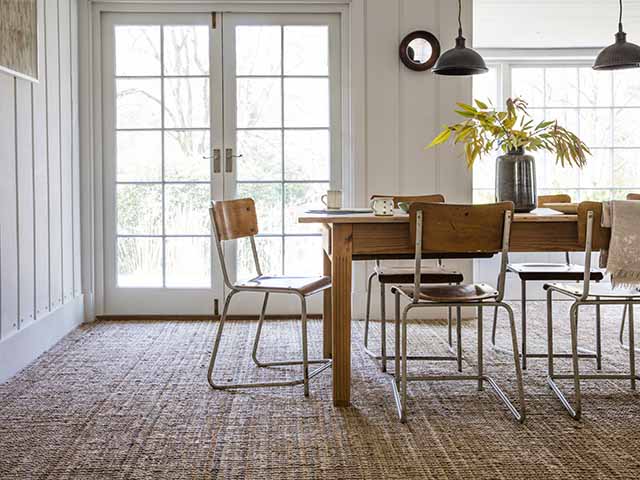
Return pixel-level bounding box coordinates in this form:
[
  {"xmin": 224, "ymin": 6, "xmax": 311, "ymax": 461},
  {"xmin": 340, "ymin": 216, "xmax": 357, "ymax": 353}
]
[
  {"xmin": 433, "ymin": 0, "xmax": 488, "ymax": 76},
  {"xmin": 593, "ymin": 0, "xmax": 640, "ymax": 70}
]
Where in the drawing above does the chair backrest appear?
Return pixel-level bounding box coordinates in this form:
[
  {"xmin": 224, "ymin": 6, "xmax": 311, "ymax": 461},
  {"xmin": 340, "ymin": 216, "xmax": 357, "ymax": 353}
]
[
  {"xmin": 370, "ymin": 193, "xmax": 445, "ymax": 208},
  {"xmin": 210, "ymin": 198, "xmax": 258, "ymax": 240},
  {"xmin": 409, "ymin": 202, "xmax": 514, "ymax": 254},
  {"xmin": 577, "ymin": 201, "xmax": 610, "ymax": 251},
  {"xmin": 538, "ymin": 194, "xmax": 572, "ymax": 206},
  {"xmin": 627, "ymin": 193, "xmax": 640, "ymax": 201}
]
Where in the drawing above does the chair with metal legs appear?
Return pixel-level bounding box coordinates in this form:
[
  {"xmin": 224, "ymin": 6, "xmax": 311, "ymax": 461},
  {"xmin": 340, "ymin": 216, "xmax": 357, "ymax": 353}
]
[
  {"xmin": 545, "ymin": 201, "xmax": 640, "ymax": 419},
  {"xmin": 618, "ymin": 193, "xmax": 640, "ymax": 353},
  {"xmin": 207, "ymin": 198, "xmax": 331, "ymax": 396},
  {"xmin": 389, "ymin": 201, "xmax": 526, "ymax": 424},
  {"xmin": 364, "ymin": 194, "xmax": 463, "ymax": 372},
  {"xmin": 491, "ymin": 194, "xmax": 604, "ymax": 370}
]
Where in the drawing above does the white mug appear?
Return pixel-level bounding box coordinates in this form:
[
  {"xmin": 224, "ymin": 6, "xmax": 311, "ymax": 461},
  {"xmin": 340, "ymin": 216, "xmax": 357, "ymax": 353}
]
[
  {"xmin": 369, "ymin": 197, "xmax": 395, "ymax": 216},
  {"xmin": 321, "ymin": 190, "xmax": 342, "ymax": 210}
]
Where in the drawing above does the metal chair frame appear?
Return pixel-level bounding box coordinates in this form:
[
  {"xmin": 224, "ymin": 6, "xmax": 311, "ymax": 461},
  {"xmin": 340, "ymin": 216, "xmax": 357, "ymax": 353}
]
[
  {"xmin": 619, "ymin": 305, "xmax": 640, "ymax": 353},
  {"xmin": 390, "ymin": 207, "xmax": 526, "ymax": 424},
  {"xmin": 363, "ymin": 260, "xmax": 459, "ymax": 373},
  {"xmin": 545, "ymin": 209, "xmax": 640, "ymax": 420},
  {"xmin": 207, "ymin": 203, "xmax": 331, "ymax": 397}
]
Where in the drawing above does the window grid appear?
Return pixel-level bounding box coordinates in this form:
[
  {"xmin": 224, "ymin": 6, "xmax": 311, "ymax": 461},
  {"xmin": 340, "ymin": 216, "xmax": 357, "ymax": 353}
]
[{"xmin": 472, "ymin": 61, "xmax": 640, "ymax": 204}]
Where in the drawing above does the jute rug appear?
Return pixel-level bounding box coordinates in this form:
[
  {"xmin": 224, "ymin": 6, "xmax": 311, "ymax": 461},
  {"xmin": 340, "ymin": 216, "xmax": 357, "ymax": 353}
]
[{"xmin": 1, "ymin": 302, "xmax": 639, "ymax": 479}]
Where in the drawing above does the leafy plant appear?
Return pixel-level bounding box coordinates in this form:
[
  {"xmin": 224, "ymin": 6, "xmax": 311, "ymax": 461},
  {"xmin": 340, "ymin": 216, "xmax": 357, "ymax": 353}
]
[{"xmin": 427, "ymin": 97, "xmax": 590, "ymax": 168}]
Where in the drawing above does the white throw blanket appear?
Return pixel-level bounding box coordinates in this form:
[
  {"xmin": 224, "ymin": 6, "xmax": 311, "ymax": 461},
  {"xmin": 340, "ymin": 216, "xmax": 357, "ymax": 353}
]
[{"xmin": 601, "ymin": 200, "xmax": 640, "ymax": 288}]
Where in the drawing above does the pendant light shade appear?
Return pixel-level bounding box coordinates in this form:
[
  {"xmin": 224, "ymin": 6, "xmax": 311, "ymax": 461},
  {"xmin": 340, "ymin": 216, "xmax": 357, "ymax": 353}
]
[
  {"xmin": 593, "ymin": 0, "xmax": 640, "ymax": 70},
  {"xmin": 433, "ymin": 0, "xmax": 488, "ymax": 76}
]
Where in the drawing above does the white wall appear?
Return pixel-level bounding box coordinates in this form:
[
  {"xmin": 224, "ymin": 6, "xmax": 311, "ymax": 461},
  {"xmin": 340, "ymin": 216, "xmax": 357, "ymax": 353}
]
[
  {"xmin": 0, "ymin": 0, "xmax": 83, "ymax": 382},
  {"xmin": 356, "ymin": 0, "xmax": 473, "ymax": 319}
]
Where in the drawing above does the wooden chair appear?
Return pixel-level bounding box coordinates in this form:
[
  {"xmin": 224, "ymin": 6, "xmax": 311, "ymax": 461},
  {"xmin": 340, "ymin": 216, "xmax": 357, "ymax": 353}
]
[
  {"xmin": 389, "ymin": 201, "xmax": 525, "ymax": 423},
  {"xmin": 545, "ymin": 201, "xmax": 640, "ymax": 419},
  {"xmin": 207, "ymin": 198, "xmax": 331, "ymax": 396},
  {"xmin": 619, "ymin": 193, "xmax": 640, "ymax": 353},
  {"xmin": 491, "ymin": 194, "xmax": 604, "ymax": 370},
  {"xmin": 365, "ymin": 194, "xmax": 463, "ymax": 372}
]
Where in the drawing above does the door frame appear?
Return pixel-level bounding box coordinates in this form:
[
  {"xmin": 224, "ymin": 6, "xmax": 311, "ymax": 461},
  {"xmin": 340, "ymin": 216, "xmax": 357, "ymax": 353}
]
[{"xmin": 80, "ymin": 0, "xmax": 365, "ymax": 319}]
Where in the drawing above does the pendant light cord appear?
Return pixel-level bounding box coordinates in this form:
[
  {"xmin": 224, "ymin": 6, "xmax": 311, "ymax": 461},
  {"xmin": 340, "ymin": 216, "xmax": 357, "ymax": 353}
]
[
  {"xmin": 457, "ymin": 0, "xmax": 463, "ymax": 37},
  {"xmin": 619, "ymin": 0, "xmax": 624, "ymax": 32}
]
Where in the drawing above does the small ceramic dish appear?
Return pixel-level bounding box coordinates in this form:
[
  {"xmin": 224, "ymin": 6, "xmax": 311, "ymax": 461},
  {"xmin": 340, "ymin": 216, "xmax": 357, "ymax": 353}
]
[{"xmin": 398, "ymin": 201, "xmax": 410, "ymax": 213}]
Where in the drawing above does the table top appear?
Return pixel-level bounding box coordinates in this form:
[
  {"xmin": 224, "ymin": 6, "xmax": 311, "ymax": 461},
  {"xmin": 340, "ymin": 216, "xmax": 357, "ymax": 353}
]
[{"xmin": 298, "ymin": 208, "xmax": 578, "ymax": 224}]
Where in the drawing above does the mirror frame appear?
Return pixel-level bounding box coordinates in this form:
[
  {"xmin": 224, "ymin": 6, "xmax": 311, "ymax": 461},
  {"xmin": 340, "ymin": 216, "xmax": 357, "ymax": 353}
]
[{"xmin": 399, "ymin": 30, "xmax": 441, "ymax": 71}]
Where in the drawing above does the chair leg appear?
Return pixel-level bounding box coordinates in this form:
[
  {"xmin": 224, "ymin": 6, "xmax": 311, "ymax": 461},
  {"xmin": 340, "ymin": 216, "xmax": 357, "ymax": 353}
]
[
  {"xmin": 380, "ymin": 283, "xmax": 387, "ymax": 373},
  {"xmin": 477, "ymin": 306, "xmax": 484, "ymax": 391},
  {"xmin": 448, "ymin": 307, "xmax": 453, "ymax": 350},
  {"xmin": 521, "ymin": 279, "xmax": 528, "ymax": 370},
  {"xmin": 456, "ymin": 306, "xmax": 463, "ymax": 372},
  {"xmin": 400, "ymin": 305, "xmax": 409, "ymax": 423},
  {"xmin": 546, "ymin": 289, "xmax": 554, "ymax": 379},
  {"xmin": 595, "ymin": 299, "xmax": 602, "ymax": 371},
  {"xmin": 501, "ymin": 303, "xmax": 526, "ymax": 423},
  {"xmin": 363, "ymin": 271, "xmax": 376, "ymax": 349},
  {"xmin": 251, "ymin": 292, "xmax": 270, "ymax": 366},
  {"xmin": 300, "ymin": 295, "xmax": 310, "ymax": 397},
  {"xmin": 491, "ymin": 306, "xmax": 499, "ymax": 348},
  {"xmin": 394, "ymin": 291, "xmax": 401, "ymax": 382},
  {"xmin": 620, "ymin": 304, "xmax": 628, "ymax": 348},
  {"xmin": 629, "ymin": 304, "xmax": 636, "ymax": 391},
  {"xmin": 207, "ymin": 291, "xmax": 236, "ymax": 389}
]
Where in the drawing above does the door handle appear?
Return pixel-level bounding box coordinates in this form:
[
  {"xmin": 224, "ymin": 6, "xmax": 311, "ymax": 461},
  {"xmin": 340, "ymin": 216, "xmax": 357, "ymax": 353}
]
[
  {"xmin": 225, "ymin": 148, "xmax": 243, "ymax": 173},
  {"xmin": 203, "ymin": 149, "xmax": 222, "ymax": 173}
]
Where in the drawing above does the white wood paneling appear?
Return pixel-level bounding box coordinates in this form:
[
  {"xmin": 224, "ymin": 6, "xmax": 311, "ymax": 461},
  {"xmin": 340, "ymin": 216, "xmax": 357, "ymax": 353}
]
[
  {"xmin": 71, "ymin": 0, "xmax": 82, "ymax": 297},
  {"xmin": 16, "ymin": 80, "xmax": 36, "ymax": 327},
  {"xmin": 46, "ymin": 0, "xmax": 64, "ymax": 310}
]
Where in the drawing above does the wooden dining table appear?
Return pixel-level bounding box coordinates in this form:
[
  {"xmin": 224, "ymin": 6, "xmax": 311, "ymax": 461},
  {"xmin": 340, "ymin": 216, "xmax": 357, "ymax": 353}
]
[{"xmin": 298, "ymin": 209, "xmax": 582, "ymax": 407}]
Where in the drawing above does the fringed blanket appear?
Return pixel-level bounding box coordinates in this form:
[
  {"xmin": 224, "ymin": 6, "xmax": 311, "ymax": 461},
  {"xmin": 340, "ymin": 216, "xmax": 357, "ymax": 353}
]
[{"xmin": 601, "ymin": 200, "xmax": 640, "ymax": 288}]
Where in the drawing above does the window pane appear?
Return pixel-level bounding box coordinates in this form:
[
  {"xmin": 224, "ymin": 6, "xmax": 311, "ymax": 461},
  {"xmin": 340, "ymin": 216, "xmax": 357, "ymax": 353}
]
[
  {"xmin": 285, "ymin": 236, "xmax": 322, "ymax": 275},
  {"xmin": 579, "ymin": 109, "xmax": 612, "ymax": 148},
  {"xmin": 545, "ymin": 68, "xmax": 578, "ymax": 107},
  {"xmin": 117, "ymin": 131, "xmax": 162, "ymax": 181},
  {"xmin": 545, "ymin": 161, "xmax": 581, "ymax": 190},
  {"xmin": 471, "ymin": 155, "xmax": 496, "ymax": 189},
  {"xmin": 511, "ymin": 67, "xmax": 544, "ymax": 106},
  {"xmin": 117, "ymin": 184, "xmax": 162, "ymax": 235},
  {"xmin": 545, "ymin": 108, "xmax": 578, "ymax": 133},
  {"xmin": 613, "ymin": 150, "xmax": 640, "ymax": 188},
  {"xmin": 473, "ymin": 66, "xmax": 498, "ymax": 106},
  {"xmin": 236, "ymin": 26, "xmax": 281, "ymax": 76},
  {"xmin": 237, "ymin": 78, "xmax": 282, "ymax": 128},
  {"xmin": 283, "ymin": 26, "xmax": 328, "ymax": 76},
  {"xmin": 614, "ymin": 109, "xmax": 640, "ymax": 147},
  {"xmin": 237, "ymin": 130, "xmax": 282, "ymax": 181},
  {"xmin": 579, "ymin": 68, "xmax": 612, "ymax": 107},
  {"xmin": 237, "ymin": 236, "xmax": 282, "ymax": 279},
  {"xmin": 580, "ymin": 149, "xmax": 612, "ymax": 189},
  {"xmin": 117, "ymin": 237, "xmax": 162, "ymax": 287},
  {"xmin": 115, "ymin": 26, "xmax": 160, "ymax": 76},
  {"xmin": 164, "ymin": 130, "xmax": 210, "ymax": 181},
  {"xmin": 284, "ymin": 130, "xmax": 329, "ymax": 180},
  {"xmin": 165, "ymin": 184, "xmax": 210, "ymax": 235},
  {"xmin": 116, "ymin": 79, "xmax": 161, "ymax": 129},
  {"xmin": 284, "ymin": 78, "xmax": 329, "ymax": 127},
  {"xmin": 164, "ymin": 78, "xmax": 210, "ymax": 128},
  {"xmin": 237, "ymin": 183, "xmax": 282, "ymax": 234},
  {"xmin": 614, "ymin": 70, "xmax": 640, "ymax": 107},
  {"xmin": 163, "ymin": 25, "xmax": 209, "ymax": 76},
  {"xmin": 284, "ymin": 182, "xmax": 328, "ymax": 234},
  {"xmin": 166, "ymin": 237, "xmax": 210, "ymax": 287}
]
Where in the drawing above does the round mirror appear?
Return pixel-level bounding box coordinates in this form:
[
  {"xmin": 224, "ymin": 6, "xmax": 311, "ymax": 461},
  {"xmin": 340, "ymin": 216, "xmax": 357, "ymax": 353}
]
[{"xmin": 399, "ymin": 31, "xmax": 440, "ymax": 71}]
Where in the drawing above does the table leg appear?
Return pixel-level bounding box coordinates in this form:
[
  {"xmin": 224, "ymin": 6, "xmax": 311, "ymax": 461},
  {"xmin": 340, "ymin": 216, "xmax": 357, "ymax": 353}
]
[
  {"xmin": 331, "ymin": 223, "xmax": 353, "ymax": 407},
  {"xmin": 323, "ymin": 248, "xmax": 333, "ymax": 359}
]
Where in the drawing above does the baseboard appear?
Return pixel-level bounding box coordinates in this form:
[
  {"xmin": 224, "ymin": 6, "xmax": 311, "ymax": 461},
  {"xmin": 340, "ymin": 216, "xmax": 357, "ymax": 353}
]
[
  {"xmin": 96, "ymin": 313, "xmax": 323, "ymax": 321},
  {"xmin": 0, "ymin": 295, "xmax": 85, "ymax": 383}
]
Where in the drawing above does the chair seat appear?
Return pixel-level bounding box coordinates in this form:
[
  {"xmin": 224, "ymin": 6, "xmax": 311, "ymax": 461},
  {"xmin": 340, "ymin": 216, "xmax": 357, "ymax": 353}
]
[
  {"xmin": 235, "ymin": 275, "xmax": 331, "ymax": 296},
  {"xmin": 374, "ymin": 265, "xmax": 463, "ymax": 284},
  {"xmin": 545, "ymin": 282, "xmax": 640, "ymax": 299},
  {"xmin": 392, "ymin": 283, "xmax": 499, "ymax": 303},
  {"xmin": 507, "ymin": 263, "xmax": 604, "ymax": 282}
]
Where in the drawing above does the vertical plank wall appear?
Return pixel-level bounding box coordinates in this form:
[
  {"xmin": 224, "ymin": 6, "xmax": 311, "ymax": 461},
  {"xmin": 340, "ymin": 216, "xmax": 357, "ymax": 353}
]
[{"xmin": 0, "ymin": 0, "xmax": 81, "ymax": 344}]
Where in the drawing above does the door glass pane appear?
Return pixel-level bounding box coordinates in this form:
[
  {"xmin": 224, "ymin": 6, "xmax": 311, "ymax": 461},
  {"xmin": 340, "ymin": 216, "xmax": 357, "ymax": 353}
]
[
  {"xmin": 284, "ymin": 129, "xmax": 329, "ymax": 180},
  {"xmin": 237, "ymin": 236, "xmax": 283, "ymax": 279},
  {"xmin": 118, "ymin": 237, "xmax": 163, "ymax": 287},
  {"xmin": 236, "ymin": 26, "xmax": 281, "ymax": 75},
  {"xmin": 116, "ymin": 79, "xmax": 162, "ymax": 128},
  {"xmin": 117, "ymin": 131, "xmax": 162, "ymax": 181},
  {"xmin": 237, "ymin": 130, "xmax": 282, "ymax": 181},
  {"xmin": 115, "ymin": 26, "xmax": 161, "ymax": 76},
  {"xmin": 165, "ymin": 184, "xmax": 211, "ymax": 235},
  {"xmin": 284, "ymin": 182, "xmax": 327, "ymax": 234},
  {"xmin": 237, "ymin": 183, "xmax": 282, "ymax": 234},
  {"xmin": 164, "ymin": 130, "xmax": 210, "ymax": 181},
  {"xmin": 166, "ymin": 237, "xmax": 211, "ymax": 287},
  {"xmin": 237, "ymin": 78, "xmax": 282, "ymax": 128},
  {"xmin": 285, "ymin": 236, "xmax": 322, "ymax": 275},
  {"xmin": 284, "ymin": 78, "xmax": 329, "ymax": 127},
  {"xmin": 163, "ymin": 25, "xmax": 209, "ymax": 76},
  {"xmin": 283, "ymin": 26, "xmax": 328, "ymax": 76},
  {"xmin": 117, "ymin": 184, "xmax": 162, "ymax": 235},
  {"xmin": 164, "ymin": 78, "xmax": 210, "ymax": 128}
]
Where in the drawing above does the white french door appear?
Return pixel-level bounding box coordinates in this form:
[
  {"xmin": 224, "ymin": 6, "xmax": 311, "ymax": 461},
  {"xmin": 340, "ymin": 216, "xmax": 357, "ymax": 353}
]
[{"xmin": 101, "ymin": 11, "xmax": 341, "ymax": 315}]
